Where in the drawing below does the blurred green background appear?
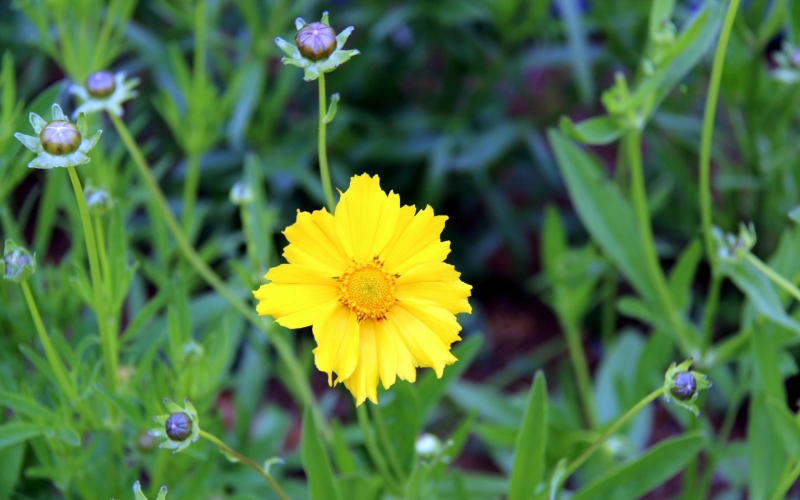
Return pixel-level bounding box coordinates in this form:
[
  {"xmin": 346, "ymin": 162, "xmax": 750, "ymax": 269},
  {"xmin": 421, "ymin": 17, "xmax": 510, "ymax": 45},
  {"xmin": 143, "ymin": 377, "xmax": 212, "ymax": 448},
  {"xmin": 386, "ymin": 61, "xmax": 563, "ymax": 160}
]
[{"xmin": 3, "ymin": 0, "xmax": 800, "ymax": 498}]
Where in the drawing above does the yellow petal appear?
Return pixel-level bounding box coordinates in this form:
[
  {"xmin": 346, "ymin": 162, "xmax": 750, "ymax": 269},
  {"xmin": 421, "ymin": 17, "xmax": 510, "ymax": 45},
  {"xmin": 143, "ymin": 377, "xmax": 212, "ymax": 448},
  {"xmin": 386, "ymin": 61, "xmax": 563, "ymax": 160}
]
[
  {"xmin": 283, "ymin": 208, "xmax": 349, "ymax": 274},
  {"xmin": 391, "ymin": 241, "xmax": 451, "ymax": 275},
  {"xmin": 343, "ymin": 320, "xmax": 380, "ymax": 405},
  {"xmin": 265, "ymin": 263, "xmax": 337, "ymax": 286},
  {"xmin": 396, "ymin": 299, "xmax": 462, "ymax": 345},
  {"xmin": 382, "ymin": 318, "xmax": 417, "ymax": 383},
  {"xmin": 334, "ymin": 174, "xmax": 400, "ymax": 262},
  {"xmin": 396, "ymin": 279, "xmax": 472, "ymax": 315},
  {"xmin": 312, "ymin": 305, "xmax": 360, "ymax": 385},
  {"xmin": 387, "ymin": 306, "xmax": 457, "ymax": 378},
  {"xmin": 396, "ymin": 261, "xmax": 460, "ymax": 286},
  {"xmin": 382, "ymin": 206, "xmax": 448, "ymax": 271},
  {"xmin": 254, "ymin": 282, "xmax": 339, "ymax": 328}
]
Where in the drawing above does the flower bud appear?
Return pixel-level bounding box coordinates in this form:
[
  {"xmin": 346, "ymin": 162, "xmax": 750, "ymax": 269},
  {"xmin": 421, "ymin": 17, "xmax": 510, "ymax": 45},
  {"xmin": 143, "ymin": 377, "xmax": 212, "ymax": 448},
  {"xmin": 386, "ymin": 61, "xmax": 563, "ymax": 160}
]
[
  {"xmin": 165, "ymin": 412, "xmax": 193, "ymax": 442},
  {"xmin": 85, "ymin": 185, "xmax": 112, "ymax": 215},
  {"xmin": 229, "ymin": 181, "xmax": 253, "ymax": 205},
  {"xmin": 86, "ymin": 71, "xmax": 116, "ymax": 98},
  {"xmin": 415, "ymin": 433, "xmax": 443, "ymax": 459},
  {"xmin": 3, "ymin": 239, "xmax": 36, "ymax": 283},
  {"xmin": 295, "ymin": 22, "xmax": 337, "ymax": 61},
  {"xmin": 40, "ymin": 120, "xmax": 82, "ymax": 155},
  {"xmin": 670, "ymin": 371, "xmax": 697, "ymax": 401}
]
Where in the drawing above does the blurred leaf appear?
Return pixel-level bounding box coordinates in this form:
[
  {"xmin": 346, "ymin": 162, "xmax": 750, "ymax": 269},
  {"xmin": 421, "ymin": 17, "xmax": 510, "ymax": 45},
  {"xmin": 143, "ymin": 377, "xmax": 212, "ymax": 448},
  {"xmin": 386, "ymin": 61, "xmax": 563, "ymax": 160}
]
[
  {"xmin": 720, "ymin": 259, "xmax": 800, "ymax": 337},
  {"xmin": 765, "ymin": 399, "xmax": 800, "ymax": 461},
  {"xmin": 559, "ymin": 116, "xmax": 625, "ymax": 146},
  {"xmin": 0, "ymin": 422, "xmax": 46, "ymax": 448},
  {"xmin": 508, "ymin": 371, "xmax": 548, "ymax": 500},
  {"xmin": 0, "ymin": 442, "xmax": 25, "ymax": 499},
  {"xmin": 668, "ymin": 239, "xmax": 702, "ymax": 313},
  {"xmin": 418, "ymin": 335, "xmax": 483, "ymax": 418},
  {"xmin": 751, "ymin": 330, "xmax": 786, "ymax": 401},
  {"xmin": 749, "ymin": 397, "xmax": 784, "ymax": 500},
  {"xmin": 548, "ymin": 130, "xmax": 659, "ymax": 305},
  {"xmin": 302, "ymin": 406, "xmax": 342, "ymax": 500},
  {"xmin": 789, "ymin": 205, "xmax": 800, "ymax": 225},
  {"xmin": 571, "ymin": 433, "xmax": 705, "ymax": 500}
]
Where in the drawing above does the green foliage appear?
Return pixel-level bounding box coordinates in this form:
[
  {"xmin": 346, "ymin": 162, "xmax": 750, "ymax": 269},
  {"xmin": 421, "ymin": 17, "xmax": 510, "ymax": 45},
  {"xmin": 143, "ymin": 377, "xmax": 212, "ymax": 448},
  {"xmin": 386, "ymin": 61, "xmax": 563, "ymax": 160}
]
[{"xmin": 3, "ymin": 0, "xmax": 800, "ymax": 499}]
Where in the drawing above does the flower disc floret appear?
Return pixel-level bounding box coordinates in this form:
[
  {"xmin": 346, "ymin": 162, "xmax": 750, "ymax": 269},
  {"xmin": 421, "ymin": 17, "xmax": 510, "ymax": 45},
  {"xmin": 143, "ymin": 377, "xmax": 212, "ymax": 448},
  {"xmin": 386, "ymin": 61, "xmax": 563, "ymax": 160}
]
[
  {"xmin": 86, "ymin": 71, "xmax": 116, "ymax": 97},
  {"xmin": 40, "ymin": 120, "xmax": 81, "ymax": 154},
  {"xmin": 339, "ymin": 258, "xmax": 397, "ymax": 321}
]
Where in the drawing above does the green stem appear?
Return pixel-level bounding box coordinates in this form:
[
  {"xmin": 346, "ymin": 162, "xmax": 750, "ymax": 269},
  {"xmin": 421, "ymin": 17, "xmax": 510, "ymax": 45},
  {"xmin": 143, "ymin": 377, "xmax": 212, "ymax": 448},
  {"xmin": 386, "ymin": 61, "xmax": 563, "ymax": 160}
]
[
  {"xmin": 624, "ymin": 131, "xmax": 693, "ymax": 353},
  {"xmin": 94, "ymin": 215, "xmax": 112, "ymax": 295},
  {"xmin": 318, "ymin": 73, "xmax": 335, "ymax": 212},
  {"xmin": 356, "ymin": 404, "xmax": 400, "ymax": 491},
  {"xmin": 20, "ymin": 281, "xmax": 78, "ymax": 402},
  {"xmin": 563, "ymin": 388, "xmax": 662, "ymax": 481},
  {"xmin": 700, "ymin": 274, "xmax": 722, "ymax": 350},
  {"xmin": 182, "ymin": 152, "xmax": 201, "ymax": 236},
  {"xmin": 746, "ymin": 253, "xmax": 800, "ymax": 303},
  {"xmin": 770, "ymin": 460, "xmax": 800, "ymax": 500},
  {"xmin": 699, "ymin": 0, "xmax": 741, "ymax": 268},
  {"xmin": 563, "ymin": 324, "xmax": 598, "ymax": 429},
  {"xmin": 240, "ymin": 204, "xmax": 260, "ymax": 279},
  {"xmin": 696, "ymin": 391, "xmax": 743, "ymax": 500},
  {"xmin": 109, "ymin": 114, "xmax": 323, "ymax": 433},
  {"xmin": 199, "ymin": 430, "xmax": 291, "ymax": 500},
  {"xmin": 67, "ymin": 166, "xmax": 116, "ymax": 390},
  {"xmin": 369, "ymin": 404, "xmax": 407, "ymax": 483},
  {"xmin": 600, "ymin": 269, "xmax": 618, "ymax": 347}
]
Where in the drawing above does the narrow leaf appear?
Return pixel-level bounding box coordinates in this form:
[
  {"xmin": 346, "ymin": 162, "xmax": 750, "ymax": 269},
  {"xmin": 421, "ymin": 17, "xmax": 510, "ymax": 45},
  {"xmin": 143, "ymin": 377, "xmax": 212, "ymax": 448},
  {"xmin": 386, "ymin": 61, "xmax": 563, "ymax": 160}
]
[
  {"xmin": 509, "ymin": 371, "xmax": 548, "ymax": 500},
  {"xmin": 302, "ymin": 406, "xmax": 342, "ymax": 500}
]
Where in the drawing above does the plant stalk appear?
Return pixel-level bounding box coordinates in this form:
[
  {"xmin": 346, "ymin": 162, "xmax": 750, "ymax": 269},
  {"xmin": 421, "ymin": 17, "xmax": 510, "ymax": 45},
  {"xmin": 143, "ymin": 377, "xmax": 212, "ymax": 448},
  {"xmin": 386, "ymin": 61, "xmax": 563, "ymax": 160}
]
[
  {"xmin": 199, "ymin": 430, "xmax": 291, "ymax": 500},
  {"xmin": 746, "ymin": 253, "xmax": 800, "ymax": 303},
  {"xmin": 318, "ymin": 73, "xmax": 335, "ymax": 212}
]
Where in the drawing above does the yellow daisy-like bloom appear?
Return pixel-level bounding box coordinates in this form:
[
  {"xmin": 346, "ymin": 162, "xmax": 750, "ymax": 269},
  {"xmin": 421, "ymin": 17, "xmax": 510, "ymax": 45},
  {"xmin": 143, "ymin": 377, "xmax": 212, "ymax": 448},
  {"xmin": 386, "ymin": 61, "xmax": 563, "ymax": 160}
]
[{"xmin": 254, "ymin": 174, "xmax": 472, "ymax": 405}]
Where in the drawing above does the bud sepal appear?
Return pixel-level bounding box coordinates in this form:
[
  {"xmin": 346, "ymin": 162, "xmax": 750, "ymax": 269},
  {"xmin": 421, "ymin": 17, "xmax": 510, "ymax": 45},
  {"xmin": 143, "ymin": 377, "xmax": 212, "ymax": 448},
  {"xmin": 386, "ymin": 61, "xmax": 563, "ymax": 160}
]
[
  {"xmin": 69, "ymin": 71, "xmax": 140, "ymax": 117},
  {"xmin": 662, "ymin": 359, "xmax": 712, "ymax": 417},
  {"xmin": 149, "ymin": 398, "xmax": 200, "ymax": 454},
  {"xmin": 275, "ymin": 12, "xmax": 360, "ymax": 82},
  {"xmin": 133, "ymin": 481, "xmax": 167, "ymax": 500},
  {"xmin": 13, "ymin": 104, "xmax": 102, "ymax": 169},
  {"xmin": 3, "ymin": 239, "xmax": 36, "ymax": 283}
]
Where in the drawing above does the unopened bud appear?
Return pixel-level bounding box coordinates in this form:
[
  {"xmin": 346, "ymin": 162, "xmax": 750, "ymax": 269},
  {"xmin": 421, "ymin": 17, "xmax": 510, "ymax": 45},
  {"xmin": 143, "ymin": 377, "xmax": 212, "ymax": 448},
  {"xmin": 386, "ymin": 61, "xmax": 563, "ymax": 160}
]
[{"xmin": 295, "ymin": 22, "xmax": 337, "ymax": 61}]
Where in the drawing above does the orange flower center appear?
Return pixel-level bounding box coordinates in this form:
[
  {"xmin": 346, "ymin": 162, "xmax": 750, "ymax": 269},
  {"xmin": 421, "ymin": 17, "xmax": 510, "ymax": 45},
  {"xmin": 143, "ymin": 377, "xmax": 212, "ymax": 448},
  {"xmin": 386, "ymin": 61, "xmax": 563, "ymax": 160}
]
[{"xmin": 338, "ymin": 258, "xmax": 397, "ymax": 321}]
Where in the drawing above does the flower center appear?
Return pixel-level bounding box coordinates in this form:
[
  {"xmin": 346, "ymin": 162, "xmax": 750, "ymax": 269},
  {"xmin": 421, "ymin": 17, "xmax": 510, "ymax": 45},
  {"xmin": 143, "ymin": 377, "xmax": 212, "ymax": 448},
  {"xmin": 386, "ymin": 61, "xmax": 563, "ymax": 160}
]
[{"xmin": 338, "ymin": 258, "xmax": 397, "ymax": 321}]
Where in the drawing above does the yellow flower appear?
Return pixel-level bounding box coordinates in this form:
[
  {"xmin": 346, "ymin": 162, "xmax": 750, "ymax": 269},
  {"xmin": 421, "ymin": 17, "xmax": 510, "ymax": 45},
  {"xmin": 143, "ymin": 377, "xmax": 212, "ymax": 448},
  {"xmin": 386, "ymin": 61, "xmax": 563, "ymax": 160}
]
[{"xmin": 254, "ymin": 174, "xmax": 472, "ymax": 405}]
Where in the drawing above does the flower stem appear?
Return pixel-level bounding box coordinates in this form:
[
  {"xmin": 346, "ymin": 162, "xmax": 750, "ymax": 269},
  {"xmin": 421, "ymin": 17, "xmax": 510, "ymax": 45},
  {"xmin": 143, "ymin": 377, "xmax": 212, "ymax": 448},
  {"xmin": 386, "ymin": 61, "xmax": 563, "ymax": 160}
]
[
  {"xmin": 369, "ymin": 404, "xmax": 407, "ymax": 483},
  {"xmin": 563, "ymin": 388, "xmax": 662, "ymax": 480},
  {"xmin": 182, "ymin": 151, "xmax": 202, "ymax": 236},
  {"xmin": 700, "ymin": 274, "xmax": 722, "ymax": 350},
  {"xmin": 563, "ymin": 324, "xmax": 597, "ymax": 429},
  {"xmin": 199, "ymin": 430, "xmax": 291, "ymax": 500},
  {"xmin": 109, "ymin": 113, "xmax": 324, "ymax": 434},
  {"xmin": 699, "ymin": 0, "xmax": 742, "ymax": 269},
  {"xmin": 318, "ymin": 73, "xmax": 335, "ymax": 212},
  {"xmin": 770, "ymin": 460, "xmax": 800, "ymax": 500},
  {"xmin": 745, "ymin": 253, "xmax": 800, "ymax": 303},
  {"xmin": 20, "ymin": 281, "xmax": 78, "ymax": 402},
  {"xmin": 66, "ymin": 166, "xmax": 116, "ymax": 390},
  {"xmin": 356, "ymin": 404, "xmax": 401, "ymax": 491},
  {"xmin": 624, "ymin": 131, "xmax": 694, "ymax": 353}
]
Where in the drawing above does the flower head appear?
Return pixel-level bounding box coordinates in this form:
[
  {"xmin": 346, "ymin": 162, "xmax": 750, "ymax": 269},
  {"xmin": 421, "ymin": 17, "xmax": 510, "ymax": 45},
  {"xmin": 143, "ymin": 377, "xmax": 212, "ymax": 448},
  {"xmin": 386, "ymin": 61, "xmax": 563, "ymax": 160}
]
[
  {"xmin": 229, "ymin": 181, "xmax": 253, "ymax": 205},
  {"xmin": 713, "ymin": 222, "xmax": 756, "ymax": 262},
  {"xmin": 13, "ymin": 104, "xmax": 101, "ymax": 169},
  {"xmin": 85, "ymin": 184, "xmax": 113, "ymax": 215},
  {"xmin": 254, "ymin": 174, "xmax": 472, "ymax": 405},
  {"xmin": 69, "ymin": 71, "xmax": 139, "ymax": 117},
  {"xmin": 275, "ymin": 12, "xmax": 360, "ymax": 82},
  {"xmin": 133, "ymin": 481, "xmax": 167, "ymax": 500},
  {"xmin": 662, "ymin": 359, "xmax": 712, "ymax": 416},
  {"xmin": 149, "ymin": 398, "xmax": 200, "ymax": 454},
  {"xmin": 2, "ymin": 239, "xmax": 36, "ymax": 283}
]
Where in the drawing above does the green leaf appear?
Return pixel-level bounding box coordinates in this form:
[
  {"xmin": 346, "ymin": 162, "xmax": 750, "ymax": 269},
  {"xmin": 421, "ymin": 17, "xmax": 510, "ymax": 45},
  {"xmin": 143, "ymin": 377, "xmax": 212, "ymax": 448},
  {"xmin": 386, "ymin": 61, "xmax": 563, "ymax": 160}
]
[
  {"xmin": 765, "ymin": 399, "xmax": 800, "ymax": 460},
  {"xmin": 751, "ymin": 330, "xmax": 786, "ymax": 401},
  {"xmin": 0, "ymin": 389, "xmax": 55, "ymax": 421},
  {"xmin": 380, "ymin": 381, "xmax": 421, "ymax": 476},
  {"xmin": 749, "ymin": 397, "xmax": 784, "ymax": 500},
  {"xmin": 0, "ymin": 442, "xmax": 24, "ymax": 499},
  {"xmin": 668, "ymin": 239, "xmax": 702, "ymax": 313},
  {"xmin": 559, "ymin": 116, "xmax": 625, "ymax": 145},
  {"xmin": 330, "ymin": 419, "xmax": 357, "ymax": 475},
  {"xmin": 720, "ymin": 259, "xmax": 800, "ymax": 337},
  {"xmin": 508, "ymin": 371, "xmax": 548, "ymax": 500},
  {"xmin": 548, "ymin": 130, "xmax": 658, "ymax": 305},
  {"xmin": 789, "ymin": 205, "xmax": 800, "ymax": 225},
  {"xmin": 302, "ymin": 406, "xmax": 341, "ymax": 500},
  {"xmin": 418, "ymin": 335, "xmax": 483, "ymax": 418},
  {"xmin": 0, "ymin": 422, "xmax": 46, "ymax": 448},
  {"xmin": 571, "ymin": 433, "xmax": 705, "ymax": 500}
]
